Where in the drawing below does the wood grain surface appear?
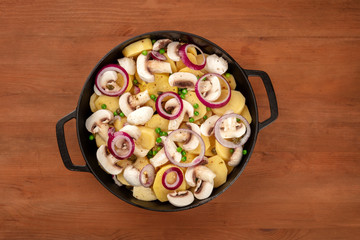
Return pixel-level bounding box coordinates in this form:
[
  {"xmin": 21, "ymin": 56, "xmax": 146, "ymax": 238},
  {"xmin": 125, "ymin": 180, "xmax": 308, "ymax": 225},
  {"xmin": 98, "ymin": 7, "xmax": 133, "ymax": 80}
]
[{"xmin": 1, "ymin": 0, "xmax": 359, "ymax": 239}]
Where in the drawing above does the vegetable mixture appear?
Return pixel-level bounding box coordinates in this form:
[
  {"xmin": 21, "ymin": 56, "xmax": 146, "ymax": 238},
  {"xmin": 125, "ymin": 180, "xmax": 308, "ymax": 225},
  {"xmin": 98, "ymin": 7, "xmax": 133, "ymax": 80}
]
[{"xmin": 86, "ymin": 38, "xmax": 252, "ymax": 207}]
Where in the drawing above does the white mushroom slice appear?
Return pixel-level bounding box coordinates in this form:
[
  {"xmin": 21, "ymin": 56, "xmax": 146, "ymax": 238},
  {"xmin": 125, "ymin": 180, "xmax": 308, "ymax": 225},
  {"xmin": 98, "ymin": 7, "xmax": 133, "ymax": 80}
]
[
  {"xmin": 204, "ymin": 54, "xmax": 228, "ymax": 75},
  {"xmin": 133, "ymin": 145, "xmax": 149, "ymax": 157},
  {"xmin": 168, "ymin": 72, "xmax": 197, "ymax": 90},
  {"xmin": 150, "ymin": 148, "xmax": 169, "ymax": 168},
  {"xmin": 136, "ymin": 53, "xmax": 154, "ymax": 82},
  {"xmin": 167, "ymin": 41, "xmax": 181, "ymax": 61},
  {"xmin": 194, "ymin": 165, "xmax": 216, "ymax": 183},
  {"xmin": 198, "ymin": 75, "xmax": 221, "ymax": 101},
  {"xmin": 182, "ymin": 123, "xmax": 201, "ymax": 151},
  {"xmin": 96, "ymin": 145, "xmax": 123, "ymax": 175},
  {"xmin": 147, "ymin": 60, "xmax": 172, "ymax": 74},
  {"xmin": 228, "ymin": 146, "xmax": 243, "ymax": 167},
  {"xmin": 220, "ymin": 116, "xmax": 246, "ymax": 139},
  {"xmin": 153, "ymin": 39, "xmax": 172, "ymax": 51},
  {"xmin": 93, "ymin": 85, "xmax": 103, "ymax": 96},
  {"xmin": 194, "ymin": 179, "xmax": 214, "ymax": 200},
  {"xmin": 168, "ymin": 100, "xmax": 194, "ymax": 131},
  {"xmin": 85, "ymin": 109, "xmax": 114, "ymax": 142},
  {"xmin": 185, "ymin": 167, "xmax": 196, "ymax": 187},
  {"xmin": 167, "ymin": 190, "xmax": 195, "ymax": 207},
  {"xmin": 200, "ymin": 115, "xmax": 220, "ymax": 136},
  {"xmin": 127, "ymin": 106, "xmax": 154, "ymax": 125},
  {"xmin": 117, "ymin": 57, "xmax": 136, "ymax": 75},
  {"xmin": 165, "ymin": 139, "xmax": 182, "ymax": 163},
  {"xmin": 99, "ymin": 70, "xmax": 122, "ymax": 92},
  {"xmin": 119, "ymin": 90, "xmax": 150, "ymax": 117},
  {"xmin": 123, "ymin": 165, "xmax": 141, "ymax": 186},
  {"xmin": 120, "ymin": 125, "xmax": 150, "ymax": 157}
]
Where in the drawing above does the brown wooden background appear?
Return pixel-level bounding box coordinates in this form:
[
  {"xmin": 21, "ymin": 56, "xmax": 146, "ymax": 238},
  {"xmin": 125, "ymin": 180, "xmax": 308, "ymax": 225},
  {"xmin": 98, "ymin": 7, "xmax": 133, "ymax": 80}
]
[{"xmin": 1, "ymin": 0, "xmax": 359, "ymax": 239}]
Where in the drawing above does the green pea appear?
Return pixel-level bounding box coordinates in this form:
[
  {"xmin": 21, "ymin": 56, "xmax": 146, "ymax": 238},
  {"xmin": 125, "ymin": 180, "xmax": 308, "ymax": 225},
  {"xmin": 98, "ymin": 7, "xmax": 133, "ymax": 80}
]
[
  {"xmin": 203, "ymin": 115, "xmax": 208, "ymax": 120},
  {"xmin": 153, "ymin": 150, "xmax": 158, "ymax": 155},
  {"xmin": 160, "ymin": 131, "xmax": 168, "ymax": 136},
  {"xmin": 243, "ymin": 149, "xmax": 248, "ymax": 155},
  {"xmin": 133, "ymin": 79, "xmax": 138, "ymax": 85},
  {"xmin": 225, "ymin": 73, "xmax": 231, "ymax": 78},
  {"xmin": 142, "ymin": 50, "xmax": 148, "ymax": 55},
  {"xmin": 159, "ymin": 48, "xmax": 165, "ymax": 54},
  {"xmin": 197, "ymin": 76, "xmax": 200, "ymax": 79},
  {"xmin": 236, "ymin": 118, "xmax": 241, "ymax": 122},
  {"xmin": 150, "ymin": 94, "xmax": 156, "ymax": 100},
  {"xmin": 189, "ymin": 117, "xmax": 194, "ymax": 123},
  {"xmin": 229, "ymin": 148, "xmax": 234, "ymax": 153},
  {"xmin": 194, "ymin": 111, "xmax": 199, "ymax": 116},
  {"xmin": 181, "ymin": 156, "xmax": 187, "ymax": 162},
  {"xmin": 113, "ymin": 111, "xmax": 118, "ymax": 116},
  {"xmin": 206, "ymin": 107, "xmax": 211, "ymax": 111},
  {"xmin": 151, "ymin": 39, "xmax": 156, "ymax": 44},
  {"xmin": 147, "ymin": 152, "xmax": 153, "ymax": 159},
  {"xmin": 193, "ymin": 103, "xmax": 199, "ymax": 109},
  {"xmin": 176, "ymin": 147, "xmax": 182, "ymax": 153},
  {"xmin": 181, "ymin": 89, "xmax": 188, "ymax": 94},
  {"xmin": 101, "ymin": 104, "xmax": 107, "ymax": 109},
  {"xmin": 156, "ymin": 137, "xmax": 162, "ymax": 143},
  {"xmin": 180, "ymin": 94, "xmax": 186, "ymax": 99},
  {"xmin": 156, "ymin": 146, "xmax": 162, "ymax": 151},
  {"xmin": 181, "ymin": 150, "xmax": 186, "ymax": 156},
  {"xmin": 119, "ymin": 112, "xmax": 125, "ymax": 117},
  {"xmin": 89, "ymin": 135, "xmax": 94, "ymax": 140}
]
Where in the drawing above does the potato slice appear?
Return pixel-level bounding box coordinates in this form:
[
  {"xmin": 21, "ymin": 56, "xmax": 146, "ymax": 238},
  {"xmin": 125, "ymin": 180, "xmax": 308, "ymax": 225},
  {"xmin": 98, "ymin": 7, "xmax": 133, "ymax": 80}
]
[
  {"xmin": 176, "ymin": 53, "xmax": 197, "ymax": 70},
  {"xmin": 114, "ymin": 117, "xmax": 127, "ymax": 131},
  {"xmin": 133, "ymin": 186, "xmax": 157, "ymax": 201},
  {"xmin": 212, "ymin": 90, "xmax": 245, "ymax": 116},
  {"xmin": 164, "ymin": 53, "xmax": 177, "ymax": 73},
  {"xmin": 179, "ymin": 67, "xmax": 204, "ymax": 79},
  {"xmin": 139, "ymin": 73, "xmax": 178, "ymax": 97},
  {"xmin": 95, "ymin": 95, "xmax": 120, "ymax": 113},
  {"xmin": 222, "ymin": 73, "xmax": 237, "ymax": 90},
  {"xmin": 137, "ymin": 126, "xmax": 157, "ymax": 150},
  {"xmin": 145, "ymin": 114, "xmax": 170, "ymax": 132},
  {"xmin": 122, "ymin": 38, "xmax": 153, "ymax": 58},
  {"xmin": 153, "ymin": 164, "xmax": 186, "ymax": 202},
  {"xmin": 133, "ymin": 157, "xmax": 150, "ymax": 171},
  {"xmin": 95, "ymin": 133, "xmax": 106, "ymax": 147},
  {"xmin": 206, "ymin": 155, "xmax": 228, "ymax": 188},
  {"xmin": 215, "ymin": 140, "xmax": 231, "ymax": 161},
  {"xmin": 240, "ymin": 105, "xmax": 252, "ymax": 124},
  {"xmin": 90, "ymin": 93, "xmax": 98, "ymax": 112}
]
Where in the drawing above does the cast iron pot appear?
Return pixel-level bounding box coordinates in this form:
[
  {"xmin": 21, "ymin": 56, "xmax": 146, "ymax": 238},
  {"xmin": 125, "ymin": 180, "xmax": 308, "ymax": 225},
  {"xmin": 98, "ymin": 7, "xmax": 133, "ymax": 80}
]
[{"xmin": 56, "ymin": 30, "xmax": 278, "ymax": 212}]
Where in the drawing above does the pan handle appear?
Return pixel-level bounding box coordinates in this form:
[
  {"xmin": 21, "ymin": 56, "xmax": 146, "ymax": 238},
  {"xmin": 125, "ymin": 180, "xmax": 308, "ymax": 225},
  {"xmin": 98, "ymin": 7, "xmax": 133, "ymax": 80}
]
[
  {"xmin": 56, "ymin": 110, "xmax": 90, "ymax": 172},
  {"xmin": 245, "ymin": 69, "xmax": 278, "ymax": 130}
]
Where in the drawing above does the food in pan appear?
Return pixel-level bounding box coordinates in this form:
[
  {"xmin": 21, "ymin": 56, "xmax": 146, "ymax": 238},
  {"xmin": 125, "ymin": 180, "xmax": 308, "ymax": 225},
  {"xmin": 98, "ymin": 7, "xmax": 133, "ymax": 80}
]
[{"xmin": 85, "ymin": 38, "xmax": 252, "ymax": 207}]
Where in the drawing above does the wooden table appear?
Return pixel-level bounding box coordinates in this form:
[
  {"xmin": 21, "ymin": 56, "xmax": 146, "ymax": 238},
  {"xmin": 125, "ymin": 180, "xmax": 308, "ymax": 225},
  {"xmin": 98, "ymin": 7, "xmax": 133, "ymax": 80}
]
[{"xmin": 1, "ymin": 0, "xmax": 359, "ymax": 239}]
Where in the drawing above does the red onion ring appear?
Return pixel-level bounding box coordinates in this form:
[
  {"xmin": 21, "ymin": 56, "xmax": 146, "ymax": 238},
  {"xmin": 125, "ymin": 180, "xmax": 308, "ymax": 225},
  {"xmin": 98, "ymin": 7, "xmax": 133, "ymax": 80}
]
[
  {"xmin": 178, "ymin": 44, "xmax": 206, "ymax": 70},
  {"xmin": 214, "ymin": 113, "xmax": 251, "ymax": 148},
  {"xmin": 107, "ymin": 129, "xmax": 135, "ymax": 160},
  {"xmin": 139, "ymin": 164, "xmax": 155, "ymax": 188},
  {"xmin": 133, "ymin": 85, "xmax": 140, "ymax": 94},
  {"xmin": 195, "ymin": 73, "xmax": 231, "ymax": 108},
  {"xmin": 161, "ymin": 167, "xmax": 183, "ymax": 190},
  {"xmin": 95, "ymin": 64, "xmax": 129, "ymax": 96},
  {"xmin": 150, "ymin": 51, "xmax": 166, "ymax": 61},
  {"xmin": 164, "ymin": 129, "xmax": 205, "ymax": 168},
  {"xmin": 155, "ymin": 92, "xmax": 183, "ymax": 120}
]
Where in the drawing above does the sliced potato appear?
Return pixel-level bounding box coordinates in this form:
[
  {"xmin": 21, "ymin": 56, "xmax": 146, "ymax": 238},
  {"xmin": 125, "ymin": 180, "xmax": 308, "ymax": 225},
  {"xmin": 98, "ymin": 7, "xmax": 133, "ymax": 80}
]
[
  {"xmin": 133, "ymin": 186, "xmax": 157, "ymax": 201},
  {"xmin": 187, "ymin": 46, "xmax": 197, "ymax": 56},
  {"xmin": 215, "ymin": 140, "xmax": 231, "ymax": 161},
  {"xmin": 204, "ymin": 135, "xmax": 216, "ymax": 157},
  {"xmin": 133, "ymin": 157, "xmax": 150, "ymax": 171},
  {"xmin": 206, "ymin": 155, "xmax": 228, "ymax": 188},
  {"xmin": 212, "ymin": 90, "xmax": 246, "ymax": 116},
  {"xmin": 164, "ymin": 53, "xmax": 177, "ymax": 73},
  {"xmin": 95, "ymin": 133, "xmax": 106, "ymax": 147},
  {"xmin": 122, "ymin": 38, "xmax": 153, "ymax": 57},
  {"xmin": 184, "ymin": 91, "xmax": 206, "ymax": 121},
  {"xmin": 90, "ymin": 93, "xmax": 98, "ymax": 112},
  {"xmin": 114, "ymin": 117, "xmax": 127, "ymax": 131},
  {"xmin": 139, "ymin": 73, "xmax": 178, "ymax": 96},
  {"xmin": 117, "ymin": 173, "xmax": 130, "ymax": 186},
  {"xmin": 153, "ymin": 164, "xmax": 186, "ymax": 202},
  {"xmin": 179, "ymin": 67, "xmax": 204, "ymax": 79},
  {"xmin": 137, "ymin": 126, "xmax": 157, "ymax": 150},
  {"xmin": 145, "ymin": 114, "xmax": 169, "ymax": 132},
  {"xmin": 175, "ymin": 53, "xmax": 197, "ymax": 70},
  {"xmin": 222, "ymin": 73, "xmax": 237, "ymax": 90},
  {"xmin": 240, "ymin": 104, "xmax": 252, "ymax": 124},
  {"xmin": 95, "ymin": 95, "xmax": 120, "ymax": 113}
]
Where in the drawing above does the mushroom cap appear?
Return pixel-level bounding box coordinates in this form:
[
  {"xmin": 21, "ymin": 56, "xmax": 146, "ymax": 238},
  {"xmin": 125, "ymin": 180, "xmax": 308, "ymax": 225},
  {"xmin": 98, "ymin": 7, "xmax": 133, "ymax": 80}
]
[
  {"xmin": 123, "ymin": 165, "xmax": 141, "ymax": 186},
  {"xmin": 119, "ymin": 90, "xmax": 150, "ymax": 117},
  {"xmin": 136, "ymin": 53, "xmax": 155, "ymax": 82},
  {"xmin": 204, "ymin": 54, "xmax": 228, "ymax": 75},
  {"xmin": 85, "ymin": 109, "xmax": 114, "ymax": 133},
  {"xmin": 127, "ymin": 106, "xmax": 154, "ymax": 125},
  {"xmin": 182, "ymin": 123, "xmax": 201, "ymax": 151},
  {"xmin": 200, "ymin": 115, "xmax": 220, "ymax": 136},
  {"xmin": 150, "ymin": 148, "xmax": 169, "ymax": 168},
  {"xmin": 194, "ymin": 179, "xmax": 214, "ymax": 200},
  {"xmin": 153, "ymin": 39, "xmax": 172, "ymax": 51},
  {"xmin": 220, "ymin": 116, "xmax": 246, "ymax": 139},
  {"xmin": 168, "ymin": 72, "xmax": 197, "ymax": 90},
  {"xmin": 194, "ymin": 165, "xmax": 216, "ymax": 183},
  {"xmin": 198, "ymin": 75, "xmax": 221, "ymax": 101},
  {"xmin": 228, "ymin": 146, "xmax": 243, "ymax": 167},
  {"xmin": 117, "ymin": 57, "xmax": 136, "ymax": 75},
  {"xmin": 168, "ymin": 99, "xmax": 194, "ymax": 130},
  {"xmin": 120, "ymin": 125, "xmax": 141, "ymax": 139},
  {"xmin": 167, "ymin": 190, "xmax": 195, "ymax": 207},
  {"xmin": 167, "ymin": 41, "xmax": 181, "ymax": 61},
  {"xmin": 96, "ymin": 145, "xmax": 123, "ymax": 175},
  {"xmin": 185, "ymin": 167, "xmax": 196, "ymax": 187},
  {"xmin": 147, "ymin": 60, "xmax": 172, "ymax": 74}
]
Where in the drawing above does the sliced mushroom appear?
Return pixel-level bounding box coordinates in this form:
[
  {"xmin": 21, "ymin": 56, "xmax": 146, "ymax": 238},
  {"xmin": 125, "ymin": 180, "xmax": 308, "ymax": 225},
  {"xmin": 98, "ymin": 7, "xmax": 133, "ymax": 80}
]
[
  {"xmin": 152, "ymin": 39, "xmax": 172, "ymax": 51},
  {"xmin": 168, "ymin": 72, "xmax": 197, "ymax": 90},
  {"xmin": 198, "ymin": 75, "xmax": 221, "ymax": 101},
  {"xmin": 185, "ymin": 167, "xmax": 196, "ymax": 187},
  {"xmin": 220, "ymin": 116, "xmax": 246, "ymax": 139},
  {"xmin": 85, "ymin": 109, "xmax": 114, "ymax": 142},
  {"xmin": 150, "ymin": 148, "xmax": 169, "ymax": 168},
  {"xmin": 120, "ymin": 125, "xmax": 150, "ymax": 157},
  {"xmin": 127, "ymin": 106, "xmax": 154, "ymax": 125},
  {"xmin": 117, "ymin": 57, "xmax": 136, "ymax": 75},
  {"xmin": 167, "ymin": 190, "xmax": 195, "ymax": 207},
  {"xmin": 147, "ymin": 60, "xmax": 172, "ymax": 74},
  {"xmin": 204, "ymin": 54, "xmax": 228, "ymax": 75},
  {"xmin": 200, "ymin": 115, "xmax": 220, "ymax": 137},
  {"xmin": 123, "ymin": 165, "xmax": 141, "ymax": 186},
  {"xmin": 228, "ymin": 146, "xmax": 243, "ymax": 167},
  {"xmin": 119, "ymin": 90, "xmax": 150, "ymax": 117},
  {"xmin": 194, "ymin": 165, "xmax": 216, "ymax": 183},
  {"xmin": 96, "ymin": 145, "xmax": 123, "ymax": 175},
  {"xmin": 194, "ymin": 179, "xmax": 214, "ymax": 200},
  {"xmin": 136, "ymin": 53, "xmax": 154, "ymax": 82},
  {"xmin": 182, "ymin": 123, "xmax": 201, "ymax": 151},
  {"xmin": 168, "ymin": 100, "xmax": 194, "ymax": 130},
  {"xmin": 93, "ymin": 84, "xmax": 103, "ymax": 96},
  {"xmin": 167, "ymin": 41, "xmax": 181, "ymax": 61},
  {"xmin": 164, "ymin": 138, "xmax": 182, "ymax": 162}
]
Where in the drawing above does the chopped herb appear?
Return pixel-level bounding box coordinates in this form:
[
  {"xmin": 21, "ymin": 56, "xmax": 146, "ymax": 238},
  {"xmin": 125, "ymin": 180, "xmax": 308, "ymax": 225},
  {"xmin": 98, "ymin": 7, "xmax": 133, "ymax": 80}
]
[{"xmin": 229, "ymin": 148, "xmax": 234, "ymax": 154}]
